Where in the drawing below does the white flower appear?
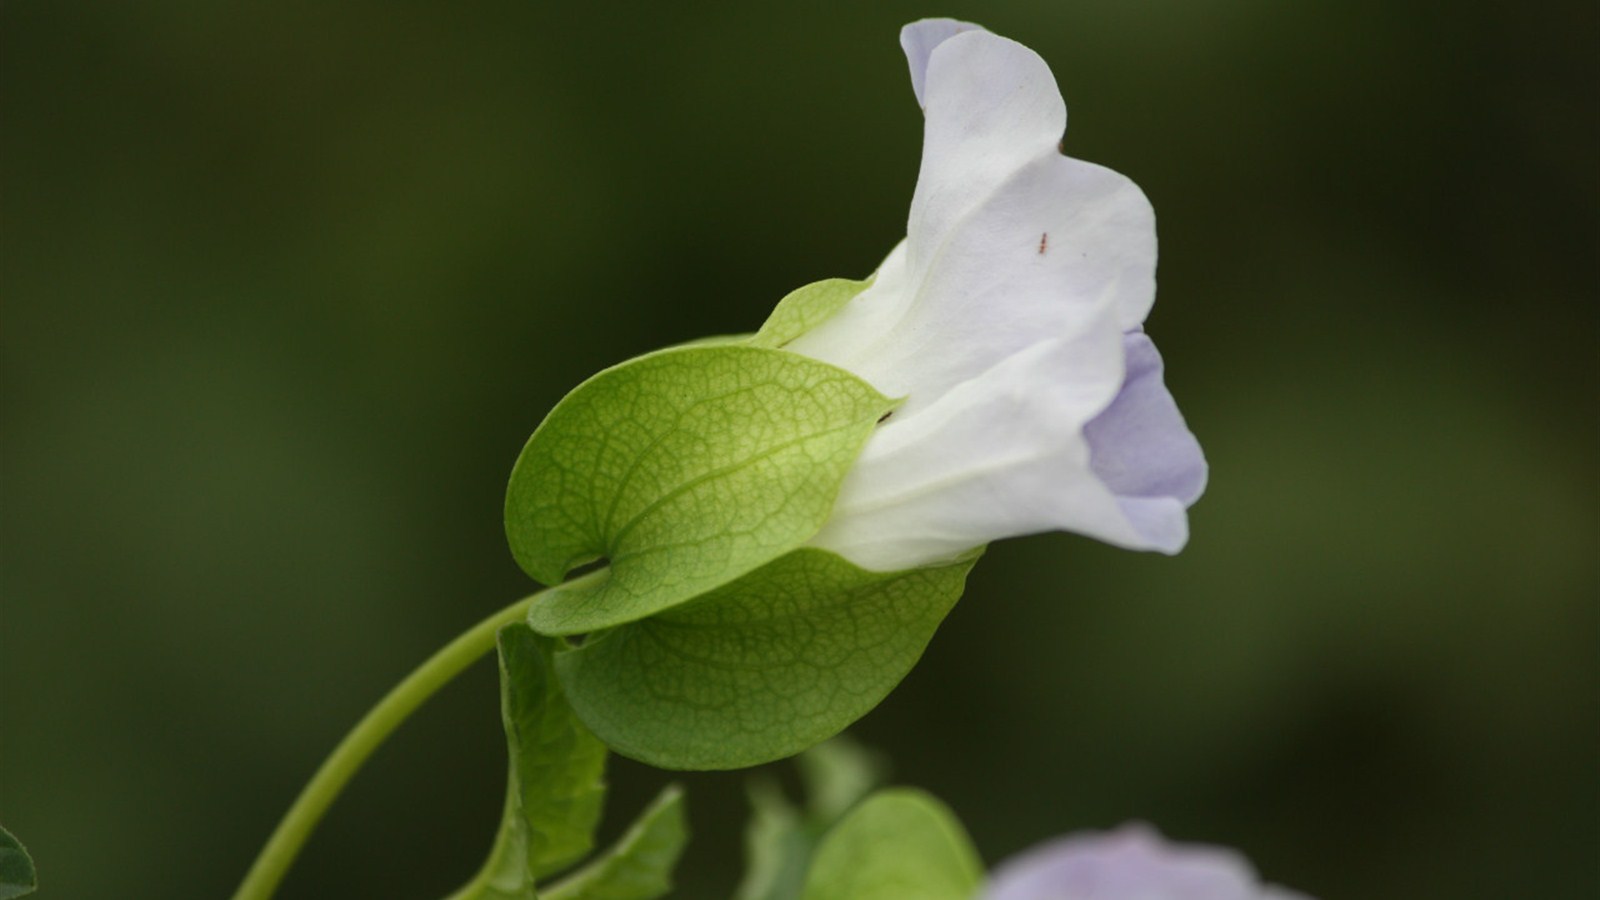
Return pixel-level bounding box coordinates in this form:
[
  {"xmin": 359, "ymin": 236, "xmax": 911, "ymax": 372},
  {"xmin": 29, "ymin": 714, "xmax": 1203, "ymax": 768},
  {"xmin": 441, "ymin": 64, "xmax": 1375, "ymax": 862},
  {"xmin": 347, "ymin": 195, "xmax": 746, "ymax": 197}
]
[
  {"xmin": 984, "ymin": 823, "xmax": 1312, "ymax": 900},
  {"xmin": 788, "ymin": 19, "xmax": 1206, "ymax": 571}
]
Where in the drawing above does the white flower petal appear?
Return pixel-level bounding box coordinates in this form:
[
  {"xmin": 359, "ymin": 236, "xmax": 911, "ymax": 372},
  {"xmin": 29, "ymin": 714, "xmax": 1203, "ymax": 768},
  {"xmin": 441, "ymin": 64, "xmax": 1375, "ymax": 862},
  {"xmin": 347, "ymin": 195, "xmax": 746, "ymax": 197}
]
[
  {"xmin": 807, "ymin": 320, "xmax": 1158, "ymax": 571},
  {"xmin": 788, "ymin": 33, "xmax": 1158, "ymax": 415},
  {"xmin": 909, "ymin": 30, "xmax": 1065, "ymax": 275},
  {"xmin": 914, "ymin": 28, "xmax": 1156, "ymax": 334},
  {"xmin": 788, "ymin": 22, "xmax": 1202, "ymax": 570},
  {"xmin": 899, "ymin": 18, "xmax": 984, "ymax": 108}
]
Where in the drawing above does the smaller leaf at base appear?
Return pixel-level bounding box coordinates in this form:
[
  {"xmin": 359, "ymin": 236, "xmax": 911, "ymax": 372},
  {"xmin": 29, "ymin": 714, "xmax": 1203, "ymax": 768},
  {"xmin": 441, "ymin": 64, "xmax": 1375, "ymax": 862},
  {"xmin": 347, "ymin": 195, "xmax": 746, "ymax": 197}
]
[
  {"xmin": 447, "ymin": 625, "xmax": 608, "ymax": 900},
  {"xmin": 450, "ymin": 627, "xmax": 691, "ymax": 900},
  {"xmin": 502, "ymin": 625, "xmax": 610, "ymax": 879},
  {"xmin": 542, "ymin": 785, "xmax": 688, "ymax": 900}
]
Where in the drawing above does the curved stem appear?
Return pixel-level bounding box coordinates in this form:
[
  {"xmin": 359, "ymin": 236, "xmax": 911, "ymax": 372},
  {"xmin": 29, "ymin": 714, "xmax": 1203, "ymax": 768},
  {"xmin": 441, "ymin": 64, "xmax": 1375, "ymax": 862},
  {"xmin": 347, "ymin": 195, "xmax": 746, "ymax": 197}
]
[{"xmin": 231, "ymin": 592, "xmax": 544, "ymax": 900}]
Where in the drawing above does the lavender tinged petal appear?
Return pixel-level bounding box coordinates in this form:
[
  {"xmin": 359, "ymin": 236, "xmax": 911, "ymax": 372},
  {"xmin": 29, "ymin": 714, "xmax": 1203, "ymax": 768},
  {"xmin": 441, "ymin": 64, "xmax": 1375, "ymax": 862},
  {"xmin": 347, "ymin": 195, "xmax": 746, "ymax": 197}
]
[{"xmin": 1084, "ymin": 332, "xmax": 1208, "ymax": 552}]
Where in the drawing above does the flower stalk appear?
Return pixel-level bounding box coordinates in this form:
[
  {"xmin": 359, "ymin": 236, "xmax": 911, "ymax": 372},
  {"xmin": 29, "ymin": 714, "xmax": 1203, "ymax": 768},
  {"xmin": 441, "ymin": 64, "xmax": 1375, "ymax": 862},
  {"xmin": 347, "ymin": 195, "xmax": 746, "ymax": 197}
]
[{"xmin": 230, "ymin": 591, "xmax": 544, "ymax": 900}]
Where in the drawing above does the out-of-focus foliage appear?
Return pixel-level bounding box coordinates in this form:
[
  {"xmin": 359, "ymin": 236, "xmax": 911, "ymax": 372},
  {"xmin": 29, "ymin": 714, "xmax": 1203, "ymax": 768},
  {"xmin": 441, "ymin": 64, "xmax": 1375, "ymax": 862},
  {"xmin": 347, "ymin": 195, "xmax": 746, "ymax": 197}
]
[
  {"xmin": 799, "ymin": 789, "xmax": 981, "ymax": 900},
  {"xmin": 2, "ymin": 2, "xmax": 1594, "ymax": 899},
  {"xmin": 0, "ymin": 824, "xmax": 38, "ymax": 899},
  {"xmin": 735, "ymin": 737, "xmax": 887, "ymax": 900}
]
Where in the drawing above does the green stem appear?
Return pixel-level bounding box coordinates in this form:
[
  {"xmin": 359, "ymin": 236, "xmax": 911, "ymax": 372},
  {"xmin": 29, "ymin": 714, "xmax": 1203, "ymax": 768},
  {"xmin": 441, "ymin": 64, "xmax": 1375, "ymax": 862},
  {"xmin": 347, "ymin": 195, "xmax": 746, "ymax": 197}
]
[{"xmin": 231, "ymin": 591, "xmax": 544, "ymax": 900}]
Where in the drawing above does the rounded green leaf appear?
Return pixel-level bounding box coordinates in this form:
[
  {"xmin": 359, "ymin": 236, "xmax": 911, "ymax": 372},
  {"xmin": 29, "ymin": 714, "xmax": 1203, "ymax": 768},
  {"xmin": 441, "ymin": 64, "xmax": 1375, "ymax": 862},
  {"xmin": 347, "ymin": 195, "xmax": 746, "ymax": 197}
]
[
  {"xmin": 553, "ymin": 548, "xmax": 980, "ymax": 770},
  {"xmin": 800, "ymin": 789, "xmax": 981, "ymax": 900},
  {"xmin": 507, "ymin": 345, "xmax": 893, "ymax": 635}
]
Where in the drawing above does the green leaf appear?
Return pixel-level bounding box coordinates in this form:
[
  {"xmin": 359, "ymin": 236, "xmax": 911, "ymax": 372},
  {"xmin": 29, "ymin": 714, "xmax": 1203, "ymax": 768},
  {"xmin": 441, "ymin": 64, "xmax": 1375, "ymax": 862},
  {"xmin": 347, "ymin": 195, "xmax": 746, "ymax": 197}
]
[
  {"xmin": 448, "ymin": 624, "xmax": 608, "ymax": 899},
  {"xmin": 506, "ymin": 345, "xmax": 894, "ymax": 636},
  {"xmin": 501, "ymin": 625, "xmax": 610, "ymax": 878},
  {"xmin": 734, "ymin": 738, "xmax": 886, "ymax": 900},
  {"xmin": 799, "ymin": 789, "xmax": 982, "ymax": 900},
  {"xmin": 542, "ymin": 785, "xmax": 688, "ymax": 900},
  {"xmin": 0, "ymin": 824, "xmax": 37, "ymax": 900},
  {"xmin": 554, "ymin": 547, "xmax": 980, "ymax": 770},
  {"xmin": 748, "ymin": 278, "xmax": 870, "ymax": 350}
]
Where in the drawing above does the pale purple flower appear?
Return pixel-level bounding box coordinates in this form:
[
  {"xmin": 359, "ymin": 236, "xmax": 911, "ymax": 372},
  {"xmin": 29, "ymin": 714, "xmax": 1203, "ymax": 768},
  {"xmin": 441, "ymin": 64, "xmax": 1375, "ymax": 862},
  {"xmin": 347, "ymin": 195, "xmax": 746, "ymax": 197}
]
[
  {"xmin": 790, "ymin": 20, "xmax": 1205, "ymax": 571},
  {"xmin": 985, "ymin": 823, "xmax": 1312, "ymax": 900}
]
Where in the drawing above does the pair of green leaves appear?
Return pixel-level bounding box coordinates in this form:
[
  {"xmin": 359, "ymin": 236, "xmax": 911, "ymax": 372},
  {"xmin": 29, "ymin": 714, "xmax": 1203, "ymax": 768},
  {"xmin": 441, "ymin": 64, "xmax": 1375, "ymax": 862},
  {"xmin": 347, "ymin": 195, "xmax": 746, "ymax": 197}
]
[
  {"xmin": 506, "ymin": 278, "xmax": 887, "ymax": 639},
  {"xmin": 449, "ymin": 625, "xmax": 687, "ymax": 900},
  {"xmin": 504, "ymin": 280, "xmax": 980, "ymax": 770},
  {"xmin": 736, "ymin": 739, "xmax": 984, "ymax": 900}
]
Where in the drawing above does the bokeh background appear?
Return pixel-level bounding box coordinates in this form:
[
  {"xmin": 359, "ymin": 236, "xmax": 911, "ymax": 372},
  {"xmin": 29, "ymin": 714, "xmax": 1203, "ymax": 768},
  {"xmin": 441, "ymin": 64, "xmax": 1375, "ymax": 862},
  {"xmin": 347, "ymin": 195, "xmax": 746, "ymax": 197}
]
[{"xmin": 4, "ymin": 2, "xmax": 1596, "ymax": 897}]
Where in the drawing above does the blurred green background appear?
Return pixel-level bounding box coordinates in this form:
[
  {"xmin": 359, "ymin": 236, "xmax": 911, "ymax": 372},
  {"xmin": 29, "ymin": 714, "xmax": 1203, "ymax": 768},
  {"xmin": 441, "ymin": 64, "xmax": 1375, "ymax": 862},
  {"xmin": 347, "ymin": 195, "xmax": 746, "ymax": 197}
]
[{"xmin": 4, "ymin": 2, "xmax": 1596, "ymax": 897}]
